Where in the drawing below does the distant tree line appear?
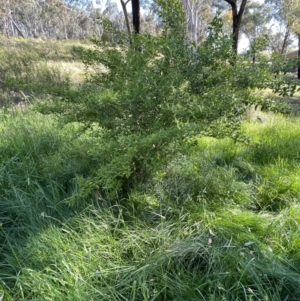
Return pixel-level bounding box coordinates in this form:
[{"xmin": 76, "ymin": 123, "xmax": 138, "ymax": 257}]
[
  {"xmin": 0, "ymin": 0, "xmax": 101, "ymax": 39},
  {"xmin": 1, "ymin": 0, "xmax": 299, "ymax": 64},
  {"xmin": 0, "ymin": 0, "xmax": 160, "ymax": 40}
]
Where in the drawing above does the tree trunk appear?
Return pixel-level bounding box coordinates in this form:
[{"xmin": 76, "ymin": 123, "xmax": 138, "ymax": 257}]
[
  {"xmin": 191, "ymin": 4, "xmax": 198, "ymax": 46},
  {"xmin": 9, "ymin": 16, "xmax": 26, "ymax": 38},
  {"xmin": 132, "ymin": 0, "xmax": 140, "ymax": 34},
  {"xmin": 281, "ymin": 27, "xmax": 290, "ymax": 54},
  {"xmin": 120, "ymin": 0, "xmax": 132, "ymax": 42},
  {"xmin": 224, "ymin": 0, "xmax": 248, "ymax": 54},
  {"xmin": 298, "ymin": 34, "xmax": 300, "ymax": 79}
]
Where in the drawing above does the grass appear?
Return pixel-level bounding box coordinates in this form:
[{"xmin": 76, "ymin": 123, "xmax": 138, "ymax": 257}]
[
  {"xmin": 0, "ymin": 36, "xmax": 90, "ymax": 106},
  {"xmin": 0, "ymin": 35, "xmax": 92, "ymax": 62},
  {"xmin": 2, "ymin": 36, "xmax": 300, "ymax": 300},
  {"xmin": 1, "ymin": 107, "xmax": 300, "ymax": 300}
]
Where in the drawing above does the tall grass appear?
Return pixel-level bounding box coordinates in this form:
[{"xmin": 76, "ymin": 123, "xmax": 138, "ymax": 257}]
[
  {"xmin": 1, "ymin": 34, "xmax": 300, "ymax": 299},
  {"xmin": 2, "ymin": 203, "xmax": 300, "ymax": 300},
  {"xmin": 1, "ymin": 108, "xmax": 300, "ymax": 300},
  {"xmin": 0, "ymin": 110, "xmax": 93, "ymax": 289},
  {"xmin": 0, "ymin": 36, "xmax": 89, "ymax": 106}
]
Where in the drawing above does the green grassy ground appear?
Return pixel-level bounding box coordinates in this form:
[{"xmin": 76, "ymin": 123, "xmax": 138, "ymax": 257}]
[
  {"xmin": 1, "ymin": 108, "xmax": 300, "ymax": 300},
  {"xmin": 0, "ymin": 36, "xmax": 89, "ymax": 106}
]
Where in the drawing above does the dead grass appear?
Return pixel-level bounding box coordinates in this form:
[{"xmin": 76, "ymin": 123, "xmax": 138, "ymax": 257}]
[{"xmin": 45, "ymin": 60, "xmax": 86, "ymax": 85}]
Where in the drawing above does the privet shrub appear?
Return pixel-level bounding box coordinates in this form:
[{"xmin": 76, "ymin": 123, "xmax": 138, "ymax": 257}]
[{"xmin": 35, "ymin": 0, "xmax": 296, "ymax": 201}]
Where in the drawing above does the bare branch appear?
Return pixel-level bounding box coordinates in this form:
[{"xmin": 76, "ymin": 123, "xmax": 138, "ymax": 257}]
[{"xmin": 120, "ymin": 0, "xmax": 132, "ymax": 42}]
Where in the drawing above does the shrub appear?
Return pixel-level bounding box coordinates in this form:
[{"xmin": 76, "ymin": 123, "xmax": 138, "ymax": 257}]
[{"xmin": 35, "ymin": 0, "xmax": 296, "ymax": 200}]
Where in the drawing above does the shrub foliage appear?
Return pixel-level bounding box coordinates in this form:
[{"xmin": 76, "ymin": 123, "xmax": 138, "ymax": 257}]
[{"xmin": 35, "ymin": 0, "xmax": 295, "ymax": 199}]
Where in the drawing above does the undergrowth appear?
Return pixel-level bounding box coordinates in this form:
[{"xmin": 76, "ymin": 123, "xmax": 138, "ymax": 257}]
[
  {"xmin": 1, "ymin": 109, "xmax": 300, "ymax": 300},
  {"xmin": 1, "ymin": 7, "xmax": 300, "ymax": 299},
  {"xmin": 0, "ymin": 36, "xmax": 89, "ymax": 106}
]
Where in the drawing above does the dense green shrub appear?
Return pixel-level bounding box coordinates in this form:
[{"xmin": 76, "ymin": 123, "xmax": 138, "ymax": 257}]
[{"xmin": 35, "ymin": 0, "xmax": 295, "ymax": 200}]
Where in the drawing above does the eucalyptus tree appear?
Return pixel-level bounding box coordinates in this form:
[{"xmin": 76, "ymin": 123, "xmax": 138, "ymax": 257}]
[
  {"xmin": 119, "ymin": 0, "xmax": 132, "ymax": 38},
  {"xmin": 221, "ymin": 10, "xmax": 234, "ymax": 36},
  {"xmin": 241, "ymin": 1, "xmax": 270, "ymax": 62},
  {"xmin": 181, "ymin": 0, "xmax": 215, "ymax": 46},
  {"xmin": 282, "ymin": 0, "xmax": 300, "ymax": 78},
  {"xmin": 265, "ymin": 0, "xmax": 295, "ymax": 54},
  {"xmin": 222, "ymin": 0, "xmax": 248, "ymax": 54},
  {"xmin": 93, "ymin": 0, "xmax": 140, "ymax": 44},
  {"xmin": 0, "ymin": 0, "xmax": 105, "ymax": 38},
  {"xmin": 0, "ymin": 0, "xmax": 27, "ymax": 37},
  {"xmin": 131, "ymin": 0, "xmax": 140, "ymax": 33},
  {"xmin": 140, "ymin": 13, "xmax": 159, "ymax": 35}
]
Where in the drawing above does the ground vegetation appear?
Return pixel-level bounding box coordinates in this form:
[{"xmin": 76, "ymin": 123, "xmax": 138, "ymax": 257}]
[{"xmin": 1, "ymin": 1, "xmax": 300, "ymax": 300}]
